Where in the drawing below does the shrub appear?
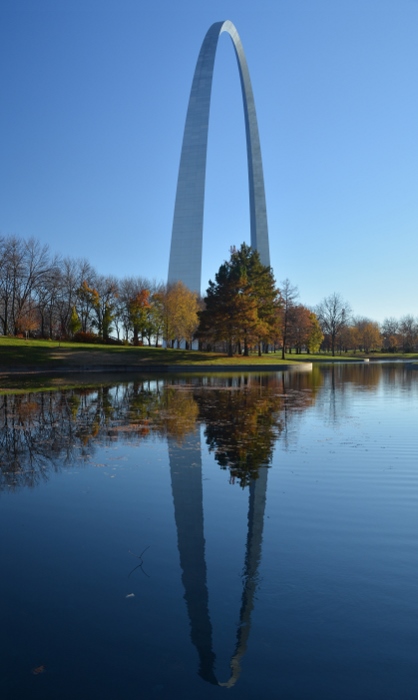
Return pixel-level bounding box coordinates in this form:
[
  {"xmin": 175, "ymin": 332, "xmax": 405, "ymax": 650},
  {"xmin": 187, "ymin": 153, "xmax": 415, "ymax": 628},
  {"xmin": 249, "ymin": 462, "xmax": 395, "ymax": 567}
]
[{"xmin": 72, "ymin": 331, "xmax": 100, "ymax": 344}]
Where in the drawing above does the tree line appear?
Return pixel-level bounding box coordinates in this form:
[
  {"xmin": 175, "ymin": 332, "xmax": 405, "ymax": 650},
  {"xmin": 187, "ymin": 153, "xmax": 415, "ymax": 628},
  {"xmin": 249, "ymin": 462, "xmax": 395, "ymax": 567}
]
[
  {"xmin": 196, "ymin": 244, "xmax": 322, "ymax": 356},
  {"xmin": 0, "ymin": 235, "xmax": 198, "ymax": 345},
  {"xmin": 196, "ymin": 244, "xmax": 418, "ymax": 356},
  {"xmin": 0, "ymin": 234, "xmax": 417, "ymax": 354},
  {"xmin": 315, "ymin": 293, "xmax": 418, "ymax": 355}
]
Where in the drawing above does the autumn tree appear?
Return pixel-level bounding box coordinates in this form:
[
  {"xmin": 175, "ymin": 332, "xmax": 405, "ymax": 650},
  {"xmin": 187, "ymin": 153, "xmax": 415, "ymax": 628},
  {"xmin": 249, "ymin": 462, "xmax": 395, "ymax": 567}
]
[
  {"xmin": 198, "ymin": 244, "xmax": 280, "ymax": 356},
  {"xmin": 351, "ymin": 317, "xmax": 381, "ymax": 353},
  {"xmin": 338, "ymin": 324, "xmax": 357, "ymax": 353},
  {"xmin": 290, "ymin": 305, "xmax": 324, "ymax": 354},
  {"xmin": 128, "ymin": 289, "xmax": 151, "ymax": 345},
  {"xmin": 144, "ymin": 285, "xmax": 166, "ymax": 347},
  {"xmin": 306, "ymin": 312, "xmax": 324, "ymax": 353},
  {"xmin": 117, "ymin": 277, "xmax": 152, "ymax": 343},
  {"xmin": 14, "ymin": 296, "xmax": 39, "ymax": 336},
  {"xmin": 93, "ymin": 275, "xmax": 118, "ymax": 341},
  {"xmin": 68, "ymin": 306, "xmax": 82, "ymax": 337},
  {"xmin": 230, "ymin": 245, "xmax": 280, "ymax": 354},
  {"xmin": 157, "ymin": 281, "xmax": 199, "ymax": 348},
  {"xmin": 198, "ymin": 262, "xmax": 247, "ymax": 355},
  {"xmin": 316, "ymin": 293, "xmax": 351, "ymax": 356},
  {"xmin": 280, "ymin": 302, "xmax": 323, "ymax": 355}
]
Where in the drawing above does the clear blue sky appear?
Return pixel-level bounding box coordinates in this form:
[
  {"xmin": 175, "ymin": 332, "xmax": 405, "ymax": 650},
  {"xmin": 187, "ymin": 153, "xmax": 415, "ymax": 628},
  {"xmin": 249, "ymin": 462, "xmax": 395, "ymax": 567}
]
[{"xmin": 1, "ymin": 0, "xmax": 417, "ymax": 322}]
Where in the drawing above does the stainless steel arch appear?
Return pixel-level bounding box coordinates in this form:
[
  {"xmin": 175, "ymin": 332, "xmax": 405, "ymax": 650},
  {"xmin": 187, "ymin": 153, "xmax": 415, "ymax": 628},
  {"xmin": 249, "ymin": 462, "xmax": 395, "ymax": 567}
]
[{"xmin": 168, "ymin": 20, "xmax": 270, "ymax": 293}]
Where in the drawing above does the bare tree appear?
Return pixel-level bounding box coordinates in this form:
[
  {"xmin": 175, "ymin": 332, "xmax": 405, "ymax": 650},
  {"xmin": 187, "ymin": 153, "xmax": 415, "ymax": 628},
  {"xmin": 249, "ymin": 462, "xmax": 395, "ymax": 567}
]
[
  {"xmin": 0, "ymin": 236, "xmax": 50, "ymax": 335},
  {"xmin": 316, "ymin": 293, "xmax": 351, "ymax": 356},
  {"xmin": 399, "ymin": 315, "xmax": 418, "ymax": 352},
  {"xmin": 35, "ymin": 255, "xmax": 62, "ymax": 338},
  {"xmin": 381, "ymin": 317, "xmax": 400, "ymax": 352},
  {"xmin": 54, "ymin": 258, "xmax": 96, "ymax": 337},
  {"xmin": 0, "ymin": 235, "xmax": 19, "ymax": 334},
  {"xmin": 14, "ymin": 238, "xmax": 50, "ymax": 334},
  {"xmin": 278, "ymin": 279, "xmax": 299, "ymax": 358}
]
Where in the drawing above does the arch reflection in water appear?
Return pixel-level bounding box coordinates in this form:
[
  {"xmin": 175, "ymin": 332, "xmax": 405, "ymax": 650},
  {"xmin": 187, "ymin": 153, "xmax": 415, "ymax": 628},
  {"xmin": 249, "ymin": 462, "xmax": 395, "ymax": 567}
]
[
  {"xmin": 169, "ymin": 429, "xmax": 268, "ymax": 687},
  {"xmin": 0, "ymin": 374, "xmax": 311, "ymax": 686}
]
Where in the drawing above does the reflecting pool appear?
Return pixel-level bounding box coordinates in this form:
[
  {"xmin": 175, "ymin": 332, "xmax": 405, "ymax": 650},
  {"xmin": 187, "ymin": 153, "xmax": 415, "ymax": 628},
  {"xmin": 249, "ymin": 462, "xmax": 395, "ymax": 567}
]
[{"xmin": 1, "ymin": 363, "xmax": 418, "ymax": 699}]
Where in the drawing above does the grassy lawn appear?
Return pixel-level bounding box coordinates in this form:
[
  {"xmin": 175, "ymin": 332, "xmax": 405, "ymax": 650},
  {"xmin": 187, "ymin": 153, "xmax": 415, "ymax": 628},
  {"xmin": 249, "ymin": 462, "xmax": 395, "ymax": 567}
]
[
  {"xmin": 289, "ymin": 351, "xmax": 418, "ymax": 362},
  {"xmin": 0, "ymin": 337, "xmax": 297, "ymax": 368},
  {"xmin": 0, "ymin": 339, "xmax": 416, "ymax": 394},
  {"xmin": 0, "ymin": 338, "xmax": 416, "ymax": 372}
]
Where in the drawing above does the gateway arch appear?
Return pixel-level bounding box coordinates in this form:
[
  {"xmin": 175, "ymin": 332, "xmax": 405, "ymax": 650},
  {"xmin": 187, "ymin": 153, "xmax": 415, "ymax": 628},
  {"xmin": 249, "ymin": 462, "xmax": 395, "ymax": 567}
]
[{"xmin": 168, "ymin": 20, "xmax": 270, "ymax": 293}]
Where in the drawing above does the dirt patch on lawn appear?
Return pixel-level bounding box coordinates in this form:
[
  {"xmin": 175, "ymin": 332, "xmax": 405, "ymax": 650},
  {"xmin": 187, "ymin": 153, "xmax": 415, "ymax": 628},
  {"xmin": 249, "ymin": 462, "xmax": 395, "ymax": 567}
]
[{"xmin": 47, "ymin": 350, "xmax": 149, "ymax": 365}]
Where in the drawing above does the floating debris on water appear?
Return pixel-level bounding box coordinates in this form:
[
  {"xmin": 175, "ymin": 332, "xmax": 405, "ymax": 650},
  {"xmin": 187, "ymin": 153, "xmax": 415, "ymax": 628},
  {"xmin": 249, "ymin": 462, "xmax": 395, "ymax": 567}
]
[{"xmin": 32, "ymin": 665, "xmax": 46, "ymax": 675}]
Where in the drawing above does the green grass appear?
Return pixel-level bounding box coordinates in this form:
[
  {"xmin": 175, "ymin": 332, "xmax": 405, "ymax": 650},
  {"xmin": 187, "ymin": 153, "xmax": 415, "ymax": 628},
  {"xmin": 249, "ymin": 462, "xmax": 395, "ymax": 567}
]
[
  {"xmin": 0, "ymin": 337, "xmax": 304, "ymax": 393},
  {"xmin": 288, "ymin": 351, "xmax": 418, "ymax": 362},
  {"xmin": 1, "ymin": 338, "xmax": 416, "ymax": 373},
  {"xmin": 0, "ymin": 376, "xmax": 115, "ymax": 394},
  {"xmin": 0, "ymin": 337, "xmax": 298, "ymax": 368},
  {"xmin": 0, "ymin": 339, "xmax": 416, "ymax": 394}
]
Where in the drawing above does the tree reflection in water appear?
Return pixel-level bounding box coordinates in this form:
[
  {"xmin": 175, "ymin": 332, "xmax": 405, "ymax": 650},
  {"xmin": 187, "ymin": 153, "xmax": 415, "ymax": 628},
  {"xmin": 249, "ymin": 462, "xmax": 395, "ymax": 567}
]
[
  {"xmin": 2, "ymin": 364, "xmax": 416, "ymax": 688},
  {"xmin": 7, "ymin": 367, "xmax": 392, "ymax": 691},
  {"xmin": 166, "ymin": 373, "xmax": 318, "ymax": 685},
  {"xmin": 0, "ymin": 374, "xmax": 311, "ymax": 685},
  {"xmin": 0, "ymin": 373, "xmax": 320, "ymax": 492},
  {"xmin": 194, "ymin": 375, "xmax": 285, "ymax": 486}
]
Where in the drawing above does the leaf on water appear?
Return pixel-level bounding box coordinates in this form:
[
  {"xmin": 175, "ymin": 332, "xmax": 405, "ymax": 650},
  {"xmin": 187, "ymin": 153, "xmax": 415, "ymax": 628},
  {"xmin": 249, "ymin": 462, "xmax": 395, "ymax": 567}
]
[{"xmin": 32, "ymin": 665, "xmax": 46, "ymax": 675}]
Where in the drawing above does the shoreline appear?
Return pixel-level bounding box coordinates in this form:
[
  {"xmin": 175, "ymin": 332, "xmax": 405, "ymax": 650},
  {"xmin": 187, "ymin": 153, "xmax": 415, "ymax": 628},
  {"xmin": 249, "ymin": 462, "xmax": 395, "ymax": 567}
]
[
  {"xmin": 1, "ymin": 357, "xmax": 415, "ymax": 379},
  {"xmin": 0, "ymin": 362, "xmax": 313, "ymax": 376}
]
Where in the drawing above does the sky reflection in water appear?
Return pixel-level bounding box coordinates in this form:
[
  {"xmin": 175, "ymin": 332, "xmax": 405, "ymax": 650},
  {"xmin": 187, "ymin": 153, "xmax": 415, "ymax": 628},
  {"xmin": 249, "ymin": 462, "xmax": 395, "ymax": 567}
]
[{"xmin": 1, "ymin": 364, "xmax": 418, "ymax": 700}]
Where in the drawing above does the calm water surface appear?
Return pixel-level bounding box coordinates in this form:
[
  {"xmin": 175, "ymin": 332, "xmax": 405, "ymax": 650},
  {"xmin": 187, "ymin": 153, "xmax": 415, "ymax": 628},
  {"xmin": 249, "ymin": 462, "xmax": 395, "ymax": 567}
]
[{"xmin": 1, "ymin": 363, "xmax": 418, "ymax": 699}]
